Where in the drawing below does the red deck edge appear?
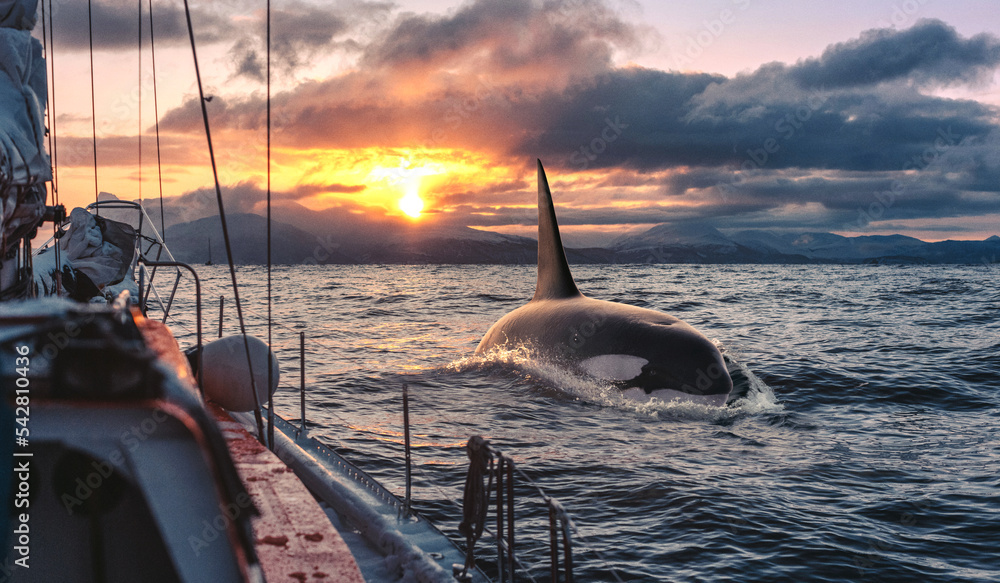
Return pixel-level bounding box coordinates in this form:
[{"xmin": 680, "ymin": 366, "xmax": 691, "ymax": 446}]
[{"xmin": 136, "ymin": 315, "xmax": 365, "ymax": 583}]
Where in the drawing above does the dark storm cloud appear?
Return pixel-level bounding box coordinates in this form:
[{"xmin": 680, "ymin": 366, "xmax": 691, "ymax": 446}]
[
  {"xmin": 516, "ymin": 19, "xmax": 1000, "ymax": 175},
  {"xmin": 48, "ymin": 0, "xmax": 396, "ymax": 86},
  {"xmin": 46, "ymin": 0, "xmax": 228, "ymax": 51},
  {"xmin": 157, "ymin": 0, "xmax": 652, "ymax": 151},
  {"xmin": 362, "ymin": 0, "xmax": 643, "ymax": 74},
  {"xmin": 513, "ymin": 65, "xmax": 998, "ymax": 174},
  {"xmin": 790, "ymin": 19, "xmax": 1000, "ymax": 89},
  {"xmin": 542, "ymin": 21, "xmax": 998, "ymax": 176},
  {"xmin": 362, "ymin": 0, "xmax": 539, "ymax": 67}
]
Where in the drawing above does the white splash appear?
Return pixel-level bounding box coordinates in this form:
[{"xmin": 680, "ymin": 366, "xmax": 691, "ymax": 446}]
[{"xmin": 448, "ymin": 343, "xmax": 783, "ymax": 421}]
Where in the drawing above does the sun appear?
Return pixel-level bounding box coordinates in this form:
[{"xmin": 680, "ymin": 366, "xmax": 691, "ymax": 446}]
[
  {"xmin": 369, "ymin": 157, "xmax": 441, "ymax": 219},
  {"xmin": 399, "ymin": 190, "xmax": 424, "ymax": 218}
]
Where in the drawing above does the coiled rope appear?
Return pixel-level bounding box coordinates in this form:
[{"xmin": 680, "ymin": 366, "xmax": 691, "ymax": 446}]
[{"xmin": 459, "ymin": 435, "xmax": 495, "ymax": 578}]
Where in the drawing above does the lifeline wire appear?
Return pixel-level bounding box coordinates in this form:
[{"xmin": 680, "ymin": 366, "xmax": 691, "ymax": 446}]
[
  {"xmin": 181, "ymin": 0, "xmax": 265, "ymax": 441},
  {"xmin": 147, "ymin": 0, "xmax": 166, "ymax": 240},
  {"xmin": 87, "ymin": 0, "xmax": 98, "ymax": 203},
  {"xmin": 41, "ymin": 0, "xmax": 62, "ymax": 295},
  {"xmin": 266, "ymin": 0, "xmax": 274, "ymax": 450},
  {"xmin": 137, "ymin": 0, "xmax": 141, "ymax": 206},
  {"xmin": 47, "ymin": 0, "xmax": 58, "ymax": 200}
]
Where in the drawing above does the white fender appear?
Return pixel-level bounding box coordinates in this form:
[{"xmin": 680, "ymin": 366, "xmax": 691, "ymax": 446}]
[{"xmin": 201, "ymin": 335, "xmax": 279, "ymax": 412}]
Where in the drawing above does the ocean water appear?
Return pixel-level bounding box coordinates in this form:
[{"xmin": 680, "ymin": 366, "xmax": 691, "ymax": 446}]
[{"xmin": 164, "ymin": 263, "xmax": 999, "ymax": 582}]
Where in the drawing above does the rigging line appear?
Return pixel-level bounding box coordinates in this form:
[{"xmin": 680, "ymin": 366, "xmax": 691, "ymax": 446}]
[
  {"xmin": 41, "ymin": 0, "xmax": 62, "ymax": 296},
  {"xmin": 87, "ymin": 0, "xmax": 98, "ymax": 204},
  {"xmin": 148, "ymin": 0, "xmax": 165, "ymax": 239},
  {"xmin": 181, "ymin": 0, "xmax": 266, "ymax": 442},
  {"xmin": 266, "ymin": 0, "xmax": 274, "ymax": 450},
  {"xmin": 47, "ymin": 0, "xmax": 58, "ymax": 202},
  {"xmin": 40, "ymin": 0, "xmax": 51, "ymax": 187},
  {"xmin": 137, "ymin": 0, "xmax": 142, "ymax": 205}
]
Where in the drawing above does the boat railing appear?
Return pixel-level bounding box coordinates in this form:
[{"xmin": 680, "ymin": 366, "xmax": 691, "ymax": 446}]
[
  {"xmin": 211, "ymin": 303, "xmax": 605, "ymax": 582},
  {"xmin": 33, "ymin": 200, "xmax": 194, "ymax": 330},
  {"xmin": 102, "ymin": 254, "xmax": 600, "ymax": 582},
  {"xmin": 244, "ymin": 326, "xmax": 597, "ymax": 582},
  {"xmin": 450, "ymin": 435, "xmax": 577, "ymax": 583},
  {"xmin": 140, "ymin": 259, "xmax": 204, "ymax": 397},
  {"xmin": 81, "ymin": 200, "xmax": 182, "ymax": 319}
]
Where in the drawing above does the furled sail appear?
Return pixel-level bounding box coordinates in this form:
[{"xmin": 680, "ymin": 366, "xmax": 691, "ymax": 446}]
[
  {"xmin": 0, "ymin": 0, "xmax": 50, "ymax": 187},
  {"xmin": 34, "ymin": 206, "xmax": 138, "ymax": 300},
  {"xmin": 1, "ymin": 0, "xmax": 50, "ymax": 295}
]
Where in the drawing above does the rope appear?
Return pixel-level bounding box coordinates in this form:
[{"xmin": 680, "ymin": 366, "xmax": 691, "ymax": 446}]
[
  {"xmin": 181, "ymin": 0, "xmax": 265, "ymax": 442},
  {"xmin": 404, "ymin": 462, "xmax": 541, "ymax": 583},
  {"xmin": 41, "ymin": 0, "xmax": 63, "ymax": 294},
  {"xmin": 147, "ymin": 0, "xmax": 165, "ymax": 240},
  {"xmin": 266, "ymin": 0, "xmax": 274, "ymax": 450},
  {"xmin": 137, "ymin": 0, "xmax": 142, "ymax": 206},
  {"xmin": 433, "ymin": 434, "xmax": 626, "ymax": 583},
  {"xmin": 87, "ymin": 0, "xmax": 98, "ymax": 204},
  {"xmin": 459, "ymin": 436, "xmax": 494, "ymax": 577},
  {"xmin": 40, "ymin": 0, "xmax": 51, "ymax": 182},
  {"xmin": 44, "ymin": 0, "xmax": 58, "ymax": 201}
]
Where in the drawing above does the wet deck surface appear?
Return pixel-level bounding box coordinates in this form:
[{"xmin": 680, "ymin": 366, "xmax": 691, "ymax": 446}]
[
  {"xmin": 136, "ymin": 314, "xmax": 365, "ymax": 583},
  {"xmin": 211, "ymin": 405, "xmax": 366, "ymax": 583}
]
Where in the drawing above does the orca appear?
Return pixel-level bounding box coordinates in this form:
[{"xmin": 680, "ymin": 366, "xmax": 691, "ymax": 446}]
[{"xmin": 476, "ymin": 160, "xmax": 733, "ymax": 406}]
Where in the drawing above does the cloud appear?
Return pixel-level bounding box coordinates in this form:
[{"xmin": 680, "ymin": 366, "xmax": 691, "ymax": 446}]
[
  {"xmin": 165, "ymin": 17, "xmax": 1000, "ymax": 179},
  {"xmin": 149, "ymin": 6, "xmax": 999, "ymax": 238},
  {"xmin": 295, "ymin": 182, "xmax": 367, "ymax": 195},
  {"xmin": 229, "ymin": 0, "xmax": 395, "ymax": 81},
  {"xmin": 362, "ymin": 0, "xmax": 649, "ymax": 87},
  {"xmin": 46, "ymin": 0, "xmax": 230, "ymax": 51},
  {"xmin": 515, "ymin": 21, "xmax": 1000, "ymax": 175},
  {"xmin": 54, "ymin": 134, "xmax": 204, "ymax": 168},
  {"xmin": 790, "ymin": 19, "xmax": 1000, "ymax": 89},
  {"xmin": 139, "ymin": 179, "xmax": 371, "ymax": 231}
]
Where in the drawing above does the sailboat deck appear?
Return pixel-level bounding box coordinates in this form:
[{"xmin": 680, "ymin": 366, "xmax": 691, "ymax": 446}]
[
  {"xmin": 136, "ymin": 314, "xmax": 364, "ymax": 583},
  {"xmin": 211, "ymin": 404, "xmax": 365, "ymax": 583}
]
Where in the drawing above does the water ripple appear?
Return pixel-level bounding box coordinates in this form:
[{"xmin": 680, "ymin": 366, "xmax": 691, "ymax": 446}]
[{"xmin": 166, "ymin": 264, "xmax": 998, "ymax": 582}]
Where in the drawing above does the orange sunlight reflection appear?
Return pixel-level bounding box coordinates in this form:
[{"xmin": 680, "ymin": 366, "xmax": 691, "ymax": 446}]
[{"xmin": 345, "ymin": 424, "xmax": 466, "ymax": 448}]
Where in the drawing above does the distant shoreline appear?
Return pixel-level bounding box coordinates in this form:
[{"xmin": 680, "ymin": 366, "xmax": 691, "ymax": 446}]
[{"xmin": 164, "ymin": 213, "xmax": 999, "ymax": 266}]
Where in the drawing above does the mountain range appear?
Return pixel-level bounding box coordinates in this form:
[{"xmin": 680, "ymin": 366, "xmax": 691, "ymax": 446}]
[{"xmin": 161, "ymin": 209, "xmax": 999, "ymax": 266}]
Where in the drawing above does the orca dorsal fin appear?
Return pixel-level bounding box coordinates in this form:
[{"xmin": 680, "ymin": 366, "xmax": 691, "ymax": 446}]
[{"xmin": 533, "ymin": 160, "xmax": 581, "ymax": 301}]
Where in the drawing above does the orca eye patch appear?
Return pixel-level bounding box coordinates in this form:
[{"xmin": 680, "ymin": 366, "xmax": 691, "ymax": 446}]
[{"xmin": 578, "ymin": 354, "xmax": 649, "ymax": 381}]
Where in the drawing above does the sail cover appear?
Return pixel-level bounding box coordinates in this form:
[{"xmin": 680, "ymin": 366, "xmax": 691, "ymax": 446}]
[
  {"xmin": 60, "ymin": 207, "xmax": 136, "ymax": 288},
  {"xmin": 0, "ymin": 0, "xmax": 49, "ymax": 187},
  {"xmin": 1, "ymin": 0, "xmax": 50, "ymax": 259}
]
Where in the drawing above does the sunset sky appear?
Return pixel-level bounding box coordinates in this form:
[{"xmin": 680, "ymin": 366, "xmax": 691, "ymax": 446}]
[{"xmin": 34, "ymin": 0, "xmax": 1000, "ymax": 246}]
